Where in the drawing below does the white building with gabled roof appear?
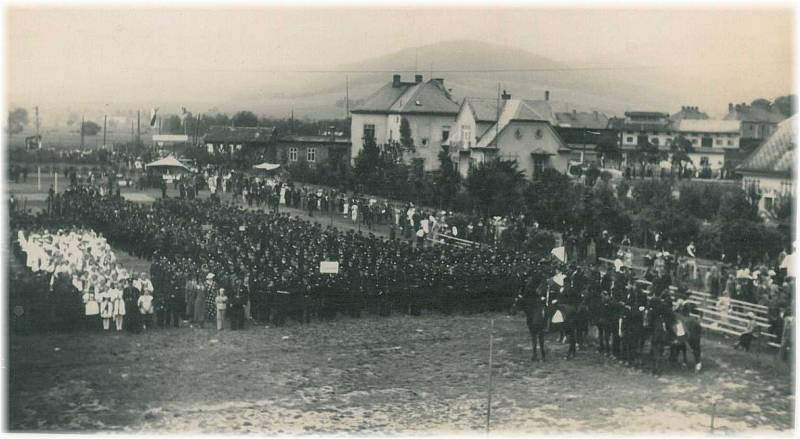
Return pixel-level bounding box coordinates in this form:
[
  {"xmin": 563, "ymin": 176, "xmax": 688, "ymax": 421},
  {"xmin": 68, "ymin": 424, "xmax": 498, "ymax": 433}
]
[{"xmin": 349, "ymin": 74, "xmax": 459, "ymax": 171}]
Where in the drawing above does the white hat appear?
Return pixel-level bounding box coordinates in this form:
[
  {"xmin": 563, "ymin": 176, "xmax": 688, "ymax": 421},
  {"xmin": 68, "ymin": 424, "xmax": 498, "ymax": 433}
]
[{"xmin": 206, "ymin": 273, "xmax": 215, "ymax": 280}]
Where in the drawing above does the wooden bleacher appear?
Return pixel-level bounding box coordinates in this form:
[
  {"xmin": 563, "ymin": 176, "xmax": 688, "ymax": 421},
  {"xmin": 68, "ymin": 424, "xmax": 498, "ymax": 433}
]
[{"xmin": 597, "ymin": 257, "xmax": 783, "ymax": 349}]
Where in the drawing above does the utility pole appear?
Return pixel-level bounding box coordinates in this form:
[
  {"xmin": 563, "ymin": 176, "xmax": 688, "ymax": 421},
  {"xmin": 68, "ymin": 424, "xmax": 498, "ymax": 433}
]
[
  {"xmin": 103, "ymin": 114, "xmax": 107, "ymax": 149},
  {"xmin": 194, "ymin": 113, "xmax": 201, "ymax": 147},
  {"xmin": 136, "ymin": 110, "xmax": 141, "ymax": 147},
  {"xmin": 345, "ymin": 75, "xmax": 350, "ymax": 118},
  {"xmin": 35, "ymin": 106, "xmax": 40, "ymax": 148},
  {"xmin": 495, "ymin": 83, "xmax": 501, "ymax": 152},
  {"xmin": 290, "ymin": 109, "xmax": 294, "ymax": 135},
  {"xmin": 80, "ymin": 115, "xmax": 85, "ymax": 149}
]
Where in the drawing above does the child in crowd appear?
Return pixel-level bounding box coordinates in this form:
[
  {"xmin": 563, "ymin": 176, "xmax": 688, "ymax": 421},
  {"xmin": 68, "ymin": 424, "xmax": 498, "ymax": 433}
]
[
  {"xmin": 215, "ymin": 288, "xmax": 228, "ymax": 331},
  {"xmin": 99, "ymin": 286, "xmax": 113, "ymax": 331},
  {"xmin": 82, "ymin": 285, "xmax": 100, "ymax": 330},
  {"xmin": 111, "ymin": 282, "xmax": 125, "ymax": 331},
  {"xmin": 735, "ymin": 312, "xmax": 758, "ymax": 351},
  {"xmin": 138, "ymin": 288, "xmax": 154, "ymax": 330}
]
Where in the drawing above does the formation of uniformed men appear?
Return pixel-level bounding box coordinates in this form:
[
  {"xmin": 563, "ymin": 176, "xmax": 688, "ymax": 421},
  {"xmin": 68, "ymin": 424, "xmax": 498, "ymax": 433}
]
[{"xmin": 39, "ymin": 186, "xmax": 550, "ymax": 326}]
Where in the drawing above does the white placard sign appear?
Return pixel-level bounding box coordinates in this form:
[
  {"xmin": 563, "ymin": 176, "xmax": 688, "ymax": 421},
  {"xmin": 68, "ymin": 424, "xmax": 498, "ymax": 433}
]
[{"xmin": 319, "ymin": 261, "xmax": 339, "ymax": 274}]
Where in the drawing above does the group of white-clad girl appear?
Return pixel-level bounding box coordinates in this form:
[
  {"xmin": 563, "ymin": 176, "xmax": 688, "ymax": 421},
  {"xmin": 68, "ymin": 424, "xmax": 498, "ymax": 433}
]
[{"xmin": 80, "ymin": 274, "xmax": 156, "ymax": 331}]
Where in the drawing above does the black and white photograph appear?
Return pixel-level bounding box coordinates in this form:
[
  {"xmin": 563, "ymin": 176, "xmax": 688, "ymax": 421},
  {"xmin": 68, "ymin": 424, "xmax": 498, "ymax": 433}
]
[{"xmin": 3, "ymin": 1, "xmax": 797, "ymax": 434}]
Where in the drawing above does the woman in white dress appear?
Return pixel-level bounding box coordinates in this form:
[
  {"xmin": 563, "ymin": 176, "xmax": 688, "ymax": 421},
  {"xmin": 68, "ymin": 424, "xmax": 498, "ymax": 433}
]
[
  {"xmin": 111, "ymin": 282, "xmax": 126, "ymax": 331},
  {"xmin": 98, "ymin": 285, "xmax": 114, "ymax": 331}
]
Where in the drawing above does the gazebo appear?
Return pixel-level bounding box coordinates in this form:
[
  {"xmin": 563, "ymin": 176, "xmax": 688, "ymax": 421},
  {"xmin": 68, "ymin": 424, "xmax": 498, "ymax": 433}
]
[
  {"xmin": 252, "ymin": 162, "xmax": 281, "ymax": 172},
  {"xmin": 145, "ymin": 156, "xmax": 191, "ymax": 172}
]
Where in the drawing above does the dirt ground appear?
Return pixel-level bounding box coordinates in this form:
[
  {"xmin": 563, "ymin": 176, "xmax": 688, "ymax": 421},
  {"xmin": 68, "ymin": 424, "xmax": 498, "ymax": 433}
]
[
  {"xmin": 7, "ymin": 312, "xmax": 794, "ymax": 434},
  {"xmin": 7, "ymin": 180, "xmax": 794, "ymax": 433}
]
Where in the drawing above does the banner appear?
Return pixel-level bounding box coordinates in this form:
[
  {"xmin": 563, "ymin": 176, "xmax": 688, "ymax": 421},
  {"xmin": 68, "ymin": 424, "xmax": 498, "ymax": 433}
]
[{"xmin": 320, "ymin": 261, "xmax": 339, "ymax": 274}]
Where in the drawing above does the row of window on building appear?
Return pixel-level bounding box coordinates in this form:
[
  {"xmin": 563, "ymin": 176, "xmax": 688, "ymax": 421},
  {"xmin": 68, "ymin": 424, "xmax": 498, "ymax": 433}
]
[
  {"xmin": 624, "ymin": 134, "xmax": 735, "ymax": 147},
  {"xmin": 287, "ymin": 147, "xmax": 316, "ymax": 162},
  {"xmin": 364, "ymin": 124, "xmax": 451, "ymax": 147}
]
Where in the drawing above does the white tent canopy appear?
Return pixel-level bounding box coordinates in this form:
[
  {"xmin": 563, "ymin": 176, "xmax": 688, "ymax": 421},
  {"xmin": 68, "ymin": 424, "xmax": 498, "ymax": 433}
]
[
  {"xmin": 145, "ymin": 156, "xmax": 190, "ymax": 172},
  {"xmin": 253, "ymin": 162, "xmax": 281, "ymax": 171}
]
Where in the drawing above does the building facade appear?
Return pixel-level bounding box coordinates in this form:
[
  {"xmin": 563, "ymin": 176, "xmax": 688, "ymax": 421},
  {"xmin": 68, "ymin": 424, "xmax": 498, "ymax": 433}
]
[
  {"xmin": 737, "ymin": 115, "xmax": 796, "ymax": 214},
  {"xmin": 725, "ymin": 102, "xmax": 787, "ymax": 140},
  {"xmin": 203, "ymin": 126, "xmax": 277, "ymax": 155},
  {"xmin": 272, "ymin": 135, "xmax": 351, "ymax": 167},
  {"xmin": 619, "ymin": 111, "xmax": 742, "ymax": 172},
  {"xmin": 450, "ymin": 93, "xmax": 570, "ymax": 179},
  {"xmin": 350, "ymin": 74, "xmax": 459, "ymax": 171}
]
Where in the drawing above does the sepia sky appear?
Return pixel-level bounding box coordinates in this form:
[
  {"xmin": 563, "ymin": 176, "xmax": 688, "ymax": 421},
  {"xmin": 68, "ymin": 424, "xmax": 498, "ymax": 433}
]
[{"xmin": 6, "ymin": 6, "xmax": 795, "ymax": 116}]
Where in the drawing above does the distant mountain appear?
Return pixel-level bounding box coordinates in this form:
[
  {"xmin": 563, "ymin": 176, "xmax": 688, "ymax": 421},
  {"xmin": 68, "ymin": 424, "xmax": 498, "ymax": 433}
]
[{"xmin": 228, "ymin": 40, "xmax": 655, "ymax": 119}]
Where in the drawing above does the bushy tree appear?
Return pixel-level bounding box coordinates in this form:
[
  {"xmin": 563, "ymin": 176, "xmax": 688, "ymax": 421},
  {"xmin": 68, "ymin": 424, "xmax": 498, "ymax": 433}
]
[
  {"xmin": 434, "ymin": 145, "xmax": 461, "ymax": 209},
  {"xmin": 718, "ymin": 189, "xmax": 760, "ymax": 223},
  {"xmin": 353, "ymin": 136, "xmax": 383, "ymax": 192},
  {"xmin": 81, "ymin": 121, "xmax": 102, "ymax": 136},
  {"xmin": 523, "ymin": 168, "xmax": 577, "ymax": 231},
  {"xmin": 773, "ymin": 95, "xmax": 796, "ymax": 117},
  {"xmin": 630, "ymin": 179, "xmax": 673, "ymax": 212},
  {"xmin": 632, "ymin": 136, "xmax": 662, "ymax": 178},
  {"xmin": 770, "ymin": 192, "xmax": 795, "ymax": 224},
  {"xmin": 669, "ymin": 135, "xmax": 693, "ymax": 178},
  {"xmin": 232, "ymin": 111, "xmax": 259, "ymax": 127},
  {"xmin": 161, "ymin": 115, "xmax": 183, "ymax": 133},
  {"xmin": 7, "ymin": 108, "xmax": 28, "ymax": 134},
  {"xmin": 399, "ymin": 117, "xmax": 415, "ymax": 154},
  {"xmin": 465, "ymin": 158, "xmax": 526, "ymax": 217}
]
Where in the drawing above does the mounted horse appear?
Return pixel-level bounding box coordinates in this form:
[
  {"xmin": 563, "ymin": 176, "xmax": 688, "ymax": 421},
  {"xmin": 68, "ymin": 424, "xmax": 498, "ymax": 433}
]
[
  {"xmin": 645, "ymin": 298, "xmax": 703, "ymax": 374},
  {"xmin": 510, "ymin": 278, "xmax": 549, "ymax": 362},
  {"xmin": 585, "ymin": 287, "xmax": 614, "ymax": 354}
]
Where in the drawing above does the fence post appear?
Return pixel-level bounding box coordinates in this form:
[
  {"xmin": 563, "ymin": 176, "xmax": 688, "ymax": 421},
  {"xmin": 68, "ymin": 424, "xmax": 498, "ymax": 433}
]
[
  {"xmin": 710, "ymin": 400, "xmax": 717, "ymax": 433},
  {"xmin": 486, "ymin": 318, "xmax": 494, "ymax": 433}
]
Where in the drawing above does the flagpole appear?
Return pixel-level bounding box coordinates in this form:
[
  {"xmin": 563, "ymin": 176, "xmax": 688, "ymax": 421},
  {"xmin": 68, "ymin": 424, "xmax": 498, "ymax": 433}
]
[{"xmin": 137, "ymin": 110, "xmax": 141, "ymax": 147}]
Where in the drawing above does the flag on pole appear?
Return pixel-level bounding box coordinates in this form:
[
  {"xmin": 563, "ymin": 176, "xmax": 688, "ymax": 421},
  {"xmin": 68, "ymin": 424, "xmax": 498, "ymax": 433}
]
[{"xmin": 149, "ymin": 108, "xmax": 159, "ymax": 127}]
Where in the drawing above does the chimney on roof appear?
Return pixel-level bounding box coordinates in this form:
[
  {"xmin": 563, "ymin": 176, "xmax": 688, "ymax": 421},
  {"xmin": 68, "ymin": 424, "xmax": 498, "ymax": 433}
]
[
  {"xmin": 545, "ymin": 90, "xmax": 550, "ymax": 101},
  {"xmin": 593, "ymin": 111, "xmax": 598, "ymax": 120},
  {"xmin": 728, "ymin": 103, "xmax": 733, "ymax": 112},
  {"xmin": 501, "ymin": 90, "xmax": 511, "ymax": 100},
  {"xmin": 415, "ymin": 74, "xmax": 423, "ymax": 83},
  {"xmin": 572, "ymin": 109, "xmax": 577, "ymax": 116},
  {"xmin": 432, "ymin": 78, "xmax": 445, "ymax": 87},
  {"xmin": 392, "ymin": 74, "xmax": 401, "ymax": 88}
]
